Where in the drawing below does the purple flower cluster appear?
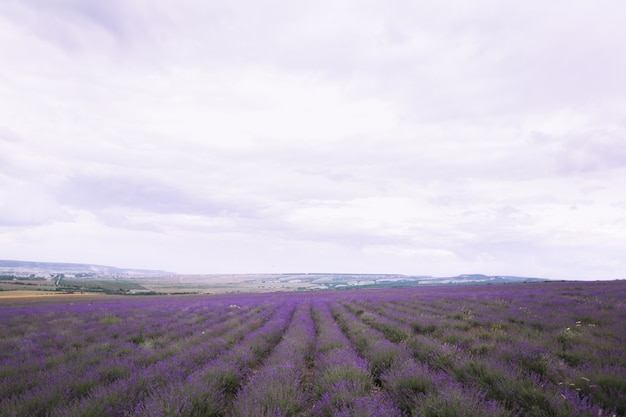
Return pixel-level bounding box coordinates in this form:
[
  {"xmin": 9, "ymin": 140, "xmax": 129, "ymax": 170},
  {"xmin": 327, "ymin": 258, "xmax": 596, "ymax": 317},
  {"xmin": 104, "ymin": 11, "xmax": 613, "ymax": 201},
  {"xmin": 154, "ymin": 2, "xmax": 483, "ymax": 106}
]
[
  {"xmin": 0, "ymin": 281, "xmax": 624, "ymax": 416},
  {"xmin": 231, "ymin": 300, "xmax": 315, "ymax": 416},
  {"xmin": 310, "ymin": 300, "xmax": 402, "ymax": 416}
]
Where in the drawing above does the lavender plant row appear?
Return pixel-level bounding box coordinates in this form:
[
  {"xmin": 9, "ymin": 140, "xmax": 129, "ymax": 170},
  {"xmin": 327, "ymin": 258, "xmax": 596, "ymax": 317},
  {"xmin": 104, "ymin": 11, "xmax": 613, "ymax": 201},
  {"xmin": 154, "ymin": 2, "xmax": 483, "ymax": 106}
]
[{"xmin": 1, "ymin": 281, "xmax": 624, "ymax": 416}]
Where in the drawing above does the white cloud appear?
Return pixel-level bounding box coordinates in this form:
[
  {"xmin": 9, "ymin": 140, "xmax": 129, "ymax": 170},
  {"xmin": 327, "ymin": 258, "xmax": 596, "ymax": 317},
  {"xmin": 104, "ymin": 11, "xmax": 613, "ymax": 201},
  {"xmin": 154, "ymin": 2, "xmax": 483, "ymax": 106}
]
[
  {"xmin": 0, "ymin": 182, "xmax": 71, "ymax": 227},
  {"xmin": 1, "ymin": 0, "xmax": 625, "ymax": 279}
]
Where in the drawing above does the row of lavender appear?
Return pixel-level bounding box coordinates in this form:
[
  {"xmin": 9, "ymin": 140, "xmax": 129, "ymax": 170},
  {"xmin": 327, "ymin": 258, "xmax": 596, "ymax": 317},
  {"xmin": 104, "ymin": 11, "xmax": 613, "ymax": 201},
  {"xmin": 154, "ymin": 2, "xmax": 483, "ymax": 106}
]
[
  {"xmin": 337, "ymin": 281, "xmax": 626, "ymax": 416},
  {"xmin": 1, "ymin": 281, "xmax": 624, "ymax": 416},
  {"xmin": 1, "ymin": 294, "xmax": 284, "ymax": 416}
]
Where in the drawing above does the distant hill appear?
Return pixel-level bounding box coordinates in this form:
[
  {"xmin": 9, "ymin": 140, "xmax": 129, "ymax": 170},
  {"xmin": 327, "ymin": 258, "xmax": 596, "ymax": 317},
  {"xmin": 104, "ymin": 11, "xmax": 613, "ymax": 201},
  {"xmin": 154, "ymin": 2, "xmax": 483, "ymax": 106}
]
[
  {"xmin": 0, "ymin": 259, "xmax": 548, "ymax": 292},
  {"xmin": 0, "ymin": 259, "xmax": 174, "ymax": 277},
  {"xmin": 210, "ymin": 272, "xmax": 548, "ymax": 291},
  {"xmin": 419, "ymin": 274, "xmax": 547, "ymax": 285}
]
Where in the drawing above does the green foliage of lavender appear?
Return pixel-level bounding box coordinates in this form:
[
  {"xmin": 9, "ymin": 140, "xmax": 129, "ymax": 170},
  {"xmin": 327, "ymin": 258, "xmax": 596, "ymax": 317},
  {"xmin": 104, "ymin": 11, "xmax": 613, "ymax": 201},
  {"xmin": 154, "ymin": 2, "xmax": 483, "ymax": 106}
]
[{"xmin": 1, "ymin": 281, "xmax": 624, "ymax": 416}]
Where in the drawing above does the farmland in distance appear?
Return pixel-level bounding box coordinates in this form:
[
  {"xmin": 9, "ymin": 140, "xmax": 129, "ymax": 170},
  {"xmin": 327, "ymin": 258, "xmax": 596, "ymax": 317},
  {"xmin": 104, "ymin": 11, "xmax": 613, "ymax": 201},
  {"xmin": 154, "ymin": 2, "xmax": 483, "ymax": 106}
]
[{"xmin": 1, "ymin": 280, "xmax": 625, "ymax": 416}]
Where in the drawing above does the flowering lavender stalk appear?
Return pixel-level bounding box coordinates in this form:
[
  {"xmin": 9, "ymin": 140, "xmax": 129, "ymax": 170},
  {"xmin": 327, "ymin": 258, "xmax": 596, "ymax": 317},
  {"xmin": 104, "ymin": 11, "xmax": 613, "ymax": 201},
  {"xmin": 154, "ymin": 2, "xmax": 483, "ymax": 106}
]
[
  {"xmin": 1, "ymin": 281, "xmax": 624, "ymax": 417},
  {"xmin": 231, "ymin": 301, "xmax": 314, "ymax": 416}
]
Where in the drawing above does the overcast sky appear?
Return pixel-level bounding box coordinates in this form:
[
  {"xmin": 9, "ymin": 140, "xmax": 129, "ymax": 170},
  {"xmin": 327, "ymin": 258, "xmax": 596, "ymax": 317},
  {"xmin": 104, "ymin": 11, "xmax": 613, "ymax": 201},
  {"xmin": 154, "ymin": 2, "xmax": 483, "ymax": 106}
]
[{"xmin": 1, "ymin": 0, "xmax": 625, "ymax": 279}]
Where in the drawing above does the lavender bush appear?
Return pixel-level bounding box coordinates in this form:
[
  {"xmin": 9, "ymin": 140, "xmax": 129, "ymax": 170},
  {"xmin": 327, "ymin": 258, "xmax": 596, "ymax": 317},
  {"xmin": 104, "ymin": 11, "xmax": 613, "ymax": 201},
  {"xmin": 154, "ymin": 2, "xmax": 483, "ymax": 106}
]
[{"xmin": 0, "ymin": 281, "xmax": 624, "ymax": 416}]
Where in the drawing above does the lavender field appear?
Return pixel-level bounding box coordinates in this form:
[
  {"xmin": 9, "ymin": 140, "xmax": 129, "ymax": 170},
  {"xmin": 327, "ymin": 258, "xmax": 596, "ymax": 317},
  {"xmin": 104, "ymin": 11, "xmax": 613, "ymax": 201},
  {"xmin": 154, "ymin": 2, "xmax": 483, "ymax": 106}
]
[{"xmin": 1, "ymin": 281, "xmax": 625, "ymax": 417}]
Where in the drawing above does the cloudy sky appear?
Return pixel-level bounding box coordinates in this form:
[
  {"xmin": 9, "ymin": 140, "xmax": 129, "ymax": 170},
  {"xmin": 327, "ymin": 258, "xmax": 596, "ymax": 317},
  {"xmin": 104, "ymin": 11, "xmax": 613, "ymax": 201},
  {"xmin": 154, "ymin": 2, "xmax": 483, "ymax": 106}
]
[{"xmin": 1, "ymin": 0, "xmax": 625, "ymax": 279}]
